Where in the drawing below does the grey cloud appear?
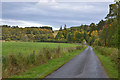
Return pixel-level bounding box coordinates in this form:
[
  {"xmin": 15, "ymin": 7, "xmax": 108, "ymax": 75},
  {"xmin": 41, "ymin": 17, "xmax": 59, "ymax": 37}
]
[{"xmin": 1, "ymin": 2, "xmax": 113, "ymax": 29}]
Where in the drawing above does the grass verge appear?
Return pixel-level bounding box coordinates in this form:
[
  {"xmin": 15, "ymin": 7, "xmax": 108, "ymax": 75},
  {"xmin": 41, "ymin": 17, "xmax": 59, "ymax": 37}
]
[
  {"xmin": 11, "ymin": 47, "xmax": 86, "ymax": 78},
  {"xmin": 93, "ymin": 48, "xmax": 118, "ymax": 78}
]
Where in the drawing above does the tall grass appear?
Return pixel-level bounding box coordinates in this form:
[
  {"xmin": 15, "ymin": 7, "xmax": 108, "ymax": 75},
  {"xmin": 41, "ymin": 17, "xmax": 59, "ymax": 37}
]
[
  {"xmin": 94, "ymin": 46, "xmax": 118, "ymax": 65},
  {"xmin": 2, "ymin": 45, "xmax": 83, "ymax": 77},
  {"xmin": 94, "ymin": 46, "xmax": 118, "ymax": 78}
]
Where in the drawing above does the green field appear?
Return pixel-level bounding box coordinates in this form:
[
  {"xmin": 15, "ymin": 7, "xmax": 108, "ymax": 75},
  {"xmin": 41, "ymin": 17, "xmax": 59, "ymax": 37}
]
[
  {"xmin": 2, "ymin": 42, "xmax": 85, "ymax": 77},
  {"xmin": 2, "ymin": 42, "xmax": 79, "ymax": 56}
]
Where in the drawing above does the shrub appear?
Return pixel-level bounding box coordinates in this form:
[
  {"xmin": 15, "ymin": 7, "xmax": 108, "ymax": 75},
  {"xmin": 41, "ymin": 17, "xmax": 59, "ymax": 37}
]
[{"xmin": 5, "ymin": 38, "xmax": 11, "ymax": 41}]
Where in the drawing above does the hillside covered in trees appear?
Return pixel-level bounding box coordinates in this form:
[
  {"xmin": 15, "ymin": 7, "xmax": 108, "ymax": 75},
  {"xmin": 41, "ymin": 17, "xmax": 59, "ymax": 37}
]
[
  {"xmin": 1, "ymin": 26, "xmax": 54, "ymax": 42},
  {"xmin": 1, "ymin": 2, "xmax": 119, "ymax": 48},
  {"xmin": 55, "ymin": 1, "xmax": 119, "ymax": 48}
]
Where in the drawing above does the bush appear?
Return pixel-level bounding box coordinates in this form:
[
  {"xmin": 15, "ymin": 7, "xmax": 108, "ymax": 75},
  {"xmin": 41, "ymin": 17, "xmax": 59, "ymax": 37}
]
[{"xmin": 5, "ymin": 38, "xmax": 11, "ymax": 41}]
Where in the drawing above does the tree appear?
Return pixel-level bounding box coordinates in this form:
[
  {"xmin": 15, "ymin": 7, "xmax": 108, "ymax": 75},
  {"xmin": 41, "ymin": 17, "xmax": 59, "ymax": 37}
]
[
  {"xmin": 105, "ymin": 2, "xmax": 119, "ymax": 20},
  {"xmin": 89, "ymin": 23, "xmax": 96, "ymax": 32},
  {"xmin": 67, "ymin": 32, "xmax": 73, "ymax": 42},
  {"xmin": 64, "ymin": 24, "xmax": 66, "ymax": 30},
  {"xmin": 59, "ymin": 26, "xmax": 62, "ymax": 31},
  {"xmin": 55, "ymin": 31, "xmax": 64, "ymax": 40},
  {"xmin": 97, "ymin": 20, "xmax": 106, "ymax": 31}
]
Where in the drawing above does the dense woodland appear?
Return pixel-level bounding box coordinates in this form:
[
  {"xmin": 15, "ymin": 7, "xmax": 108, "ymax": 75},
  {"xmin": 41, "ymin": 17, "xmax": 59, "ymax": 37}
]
[
  {"xmin": 1, "ymin": 2, "xmax": 119, "ymax": 48},
  {"xmin": 1, "ymin": 26, "xmax": 54, "ymax": 42},
  {"xmin": 56, "ymin": 2, "xmax": 119, "ymax": 48}
]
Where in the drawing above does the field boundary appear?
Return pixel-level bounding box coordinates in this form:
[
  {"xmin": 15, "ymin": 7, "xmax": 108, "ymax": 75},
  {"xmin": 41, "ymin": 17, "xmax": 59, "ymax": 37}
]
[
  {"xmin": 11, "ymin": 47, "xmax": 87, "ymax": 78},
  {"xmin": 43, "ymin": 47, "xmax": 87, "ymax": 78}
]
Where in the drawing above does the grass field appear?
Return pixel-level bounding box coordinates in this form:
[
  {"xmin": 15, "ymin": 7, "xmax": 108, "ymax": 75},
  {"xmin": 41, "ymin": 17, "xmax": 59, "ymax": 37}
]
[
  {"xmin": 2, "ymin": 42, "xmax": 85, "ymax": 77},
  {"xmin": 2, "ymin": 42, "xmax": 79, "ymax": 56}
]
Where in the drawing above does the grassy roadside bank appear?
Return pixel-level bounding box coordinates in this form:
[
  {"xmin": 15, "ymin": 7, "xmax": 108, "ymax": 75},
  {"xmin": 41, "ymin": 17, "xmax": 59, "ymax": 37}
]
[
  {"xmin": 93, "ymin": 47, "xmax": 118, "ymax": 78},
  {"xmin": 11, "ymin": 47, "xmax": 86, "ymax": 78}
]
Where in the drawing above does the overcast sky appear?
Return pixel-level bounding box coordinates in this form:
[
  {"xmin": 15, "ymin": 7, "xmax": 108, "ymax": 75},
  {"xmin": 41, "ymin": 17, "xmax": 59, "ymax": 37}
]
[{"xmin": 1, "ymin": 0, "xmax": 115, "ymax": 30}]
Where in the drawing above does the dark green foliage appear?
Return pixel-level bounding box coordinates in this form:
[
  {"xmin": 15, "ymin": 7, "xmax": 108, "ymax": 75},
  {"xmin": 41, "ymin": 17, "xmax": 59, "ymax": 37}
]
[
  {"xmin": 67, "ymin": 32, "xmax": 73, "ymax": 42},
  {"xmin": 64, "ymin": 24, "xmax": 67, "ymax": 30},
  {"xmin": 39, "ymin": 26, "xmax": 53, "ymax": 31},
  {"xmin": 98, "ymin": 2, "xmax": 119, "ymax": 48},
  {"xmin": 59, "ymin": 26, "xmax": 62, "ymax": 31},
  {"xmin": 96, "ymin": 20, "xmax": 106, "ymax": 31},
  {"xmin": 89, "ymin": 23, "xmax": 96, "ymax": 32}
]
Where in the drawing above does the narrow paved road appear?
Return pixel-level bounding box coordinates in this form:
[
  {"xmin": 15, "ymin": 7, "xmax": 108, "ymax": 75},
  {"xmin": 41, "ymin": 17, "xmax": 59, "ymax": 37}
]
[{"xmin": 46, "ymin": 46, "xmax": 108, "ymax": 78}]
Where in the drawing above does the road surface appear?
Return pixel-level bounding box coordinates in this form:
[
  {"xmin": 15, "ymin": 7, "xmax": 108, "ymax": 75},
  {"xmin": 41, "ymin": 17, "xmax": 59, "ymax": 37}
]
[{"xmin": 46, "ymin": 46, "xmax": 108, "ymax": 78}]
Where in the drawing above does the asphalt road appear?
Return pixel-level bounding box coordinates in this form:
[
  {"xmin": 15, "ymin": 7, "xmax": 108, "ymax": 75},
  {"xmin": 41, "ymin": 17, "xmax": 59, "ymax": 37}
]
[{"xmin": 46, "ymin": 46, "xmax": 108, "ymax": 78}]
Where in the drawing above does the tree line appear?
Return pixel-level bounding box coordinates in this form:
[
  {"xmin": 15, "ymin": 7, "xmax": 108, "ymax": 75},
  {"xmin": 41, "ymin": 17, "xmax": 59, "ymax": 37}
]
[
  {"xmin": 55, "ymin": 1, "xmax": 119, "ymax": 48},
  {"xmin": 1, "ymin": 25, "xmax": 54, "ymax": 42},
  {"xmin": 1, "ymin": 1, "xmax": 119, "ymax": 48}
]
